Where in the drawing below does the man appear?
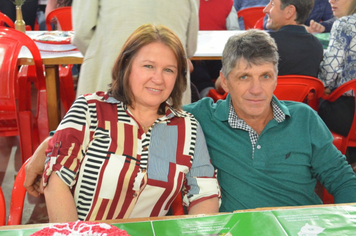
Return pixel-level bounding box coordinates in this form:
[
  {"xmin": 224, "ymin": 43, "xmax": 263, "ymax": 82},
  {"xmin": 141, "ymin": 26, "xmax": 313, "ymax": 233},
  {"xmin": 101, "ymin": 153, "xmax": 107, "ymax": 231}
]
[
  {"xmin": 185, "ymin": 30, "xmax": 356, "ymax": 212},
  {"xmin": 264, "ymin": 0, "xmax": 323, "ymax": 77}
]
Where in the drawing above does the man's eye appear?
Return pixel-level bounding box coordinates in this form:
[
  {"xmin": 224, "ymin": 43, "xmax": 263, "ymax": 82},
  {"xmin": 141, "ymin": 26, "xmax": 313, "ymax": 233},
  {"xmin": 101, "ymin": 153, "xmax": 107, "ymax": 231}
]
[
  {"xmin": 263, "ymin": 74, "xmax": 271, "ymax": 79},
  {"xmin": 240, "ymin": 75, "xmax": 247, "ymax": 80}
]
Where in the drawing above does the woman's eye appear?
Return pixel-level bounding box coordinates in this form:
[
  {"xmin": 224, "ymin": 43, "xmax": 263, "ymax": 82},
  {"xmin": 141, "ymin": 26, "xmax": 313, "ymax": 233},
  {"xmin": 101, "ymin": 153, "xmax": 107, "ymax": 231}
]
[
  {"xmin": 164, "ymin": 68, "xmax": 174, "ymax": 73},
  {"xmin": 144, "ymin": 65, "xmax": 153, "ymax": 69}
]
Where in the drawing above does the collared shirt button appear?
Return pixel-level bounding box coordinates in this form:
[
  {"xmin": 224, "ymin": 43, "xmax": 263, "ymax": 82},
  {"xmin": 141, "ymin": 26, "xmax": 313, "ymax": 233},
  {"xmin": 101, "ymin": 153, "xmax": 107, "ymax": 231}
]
[
  {"xmin": 257, "ymin": 145, "xmax": 261, "ymax": 149},
  {"xmin": 133, "ymin": 193, "xmax": 138, "ymax": 198}
]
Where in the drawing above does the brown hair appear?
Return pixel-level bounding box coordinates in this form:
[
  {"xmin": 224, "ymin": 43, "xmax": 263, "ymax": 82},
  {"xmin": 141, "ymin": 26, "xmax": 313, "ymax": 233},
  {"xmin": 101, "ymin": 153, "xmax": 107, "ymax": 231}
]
[
  {"xmin": 109, "ymin": 24, "xmax": 187, "ymax": 114},
  {"xmin": 349, "ymin": 0, "xmax": 356, "ymax": 15}
]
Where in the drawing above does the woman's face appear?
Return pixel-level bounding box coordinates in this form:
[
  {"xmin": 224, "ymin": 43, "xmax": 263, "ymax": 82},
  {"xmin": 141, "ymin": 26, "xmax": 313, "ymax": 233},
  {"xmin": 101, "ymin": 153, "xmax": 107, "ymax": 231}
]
[
  {"xmin": 329, "ymin": 0, "xmax": 353, "ymax": 18},
  {"xmin": 128, "ymin": 42, "xmax": 178, "ymax": 111}
]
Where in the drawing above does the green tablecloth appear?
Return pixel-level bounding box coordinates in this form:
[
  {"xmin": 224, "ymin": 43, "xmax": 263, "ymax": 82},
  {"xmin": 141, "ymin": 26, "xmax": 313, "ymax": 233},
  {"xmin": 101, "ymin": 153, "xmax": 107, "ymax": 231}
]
[
  {"xmin": 1, "ymin": 204, "xmax": 356, "ymax": 235},
  {"xmin": 314, "ymin": 33, "xmax": 330, "ymax": 50}
]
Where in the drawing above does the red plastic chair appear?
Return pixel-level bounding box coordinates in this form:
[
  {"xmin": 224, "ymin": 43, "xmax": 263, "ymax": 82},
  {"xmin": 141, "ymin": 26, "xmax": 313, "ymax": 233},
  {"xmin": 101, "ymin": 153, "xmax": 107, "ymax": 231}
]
[
  {"xmin": 7, "ymin": 157, "xmax": 31, "ymax": 225},
  {"xmin": 322, "ymin": 79, "xmax": 356, "ymax": 154},
  {"xmin": 206, "ymin": 88, "xmax": 228, "ymax": 102},
  {"xmin": 45, "ymin": 6, "xmax": 72, "ymax": 31},
  {"xmin": 0, "ymin": 12, "xmax": 14, "ymax": 28},
  {"xmin": 254, "ymin": 16, "xmax": 265, "ymax": 29},
  {"xmin": 170, "ymin": 192, "xmax": 185, "ymax": 215},
  {"xmin": 46, "ymin": 6, "xmax": 75, "ymax": 112},
  {"xmin": 319, "ymin": 79, "xmax": 356, "ymax": 204},
  {"xmin": 237, "ymin": 6, "xmax": 266, "ymax": 29},
  {"xmin": 274, "ymin": 75, "xmax": 325, "ymax": 111},
  {"xmin": 0, "ymin": 186, "xmax": 6, "ymax": 226},
  {"xmin": 0, "ymin": 27, "xmax": 49, "ymax": 164}
]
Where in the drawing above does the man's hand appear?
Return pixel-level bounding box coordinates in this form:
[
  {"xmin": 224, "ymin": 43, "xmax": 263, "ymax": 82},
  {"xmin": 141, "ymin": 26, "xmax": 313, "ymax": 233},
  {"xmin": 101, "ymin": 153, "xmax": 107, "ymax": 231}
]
[
  {"xmin": 305, "ymin": 20, "xmax": 325, "ymax": 34},
  {"xmin": 24, "ymin": 137, "xmax": 51, "ymax": 197}
]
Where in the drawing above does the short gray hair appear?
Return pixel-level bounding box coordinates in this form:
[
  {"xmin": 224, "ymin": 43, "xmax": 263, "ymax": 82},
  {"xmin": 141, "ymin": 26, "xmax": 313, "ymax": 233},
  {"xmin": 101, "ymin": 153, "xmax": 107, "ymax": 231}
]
[{"xmin": 221, "ymin": 29, "xmax": 279, "ymax": 79}]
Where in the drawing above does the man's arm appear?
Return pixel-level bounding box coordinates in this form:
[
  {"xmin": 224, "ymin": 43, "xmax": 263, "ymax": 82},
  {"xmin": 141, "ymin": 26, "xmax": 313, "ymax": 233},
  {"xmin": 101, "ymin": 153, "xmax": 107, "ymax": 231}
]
[{"xmin": 24, "ymin": 136, "xmax": 51, "ymax": 197}]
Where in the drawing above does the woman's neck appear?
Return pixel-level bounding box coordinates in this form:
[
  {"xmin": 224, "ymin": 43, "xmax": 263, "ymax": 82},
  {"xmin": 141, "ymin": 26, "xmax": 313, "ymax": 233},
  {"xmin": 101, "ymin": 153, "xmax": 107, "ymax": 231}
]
[{"xmin": 128, "ymin": 105, "xmax": 162, "ymax": 133}]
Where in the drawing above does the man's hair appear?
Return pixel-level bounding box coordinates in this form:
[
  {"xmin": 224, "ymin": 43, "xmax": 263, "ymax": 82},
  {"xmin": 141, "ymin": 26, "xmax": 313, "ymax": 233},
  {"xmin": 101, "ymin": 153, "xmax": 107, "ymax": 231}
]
[
  {"xmin": 109, "ymin": 24, "xmax": 187, "ymax": 114},
  {"xmin": 280, "ymin": 0, "xmax": 315, "ymax": 24},
  {"xmin": 221, "ymin": 29, "xmax": 279, "ymax": 79}
]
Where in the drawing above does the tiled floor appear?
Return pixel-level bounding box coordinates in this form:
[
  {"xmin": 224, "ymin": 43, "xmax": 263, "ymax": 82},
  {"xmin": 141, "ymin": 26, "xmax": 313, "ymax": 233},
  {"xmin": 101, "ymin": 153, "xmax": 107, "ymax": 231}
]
[{"xmin": 0, "ymin": 136, "xmax": 48, "ymax": 225}]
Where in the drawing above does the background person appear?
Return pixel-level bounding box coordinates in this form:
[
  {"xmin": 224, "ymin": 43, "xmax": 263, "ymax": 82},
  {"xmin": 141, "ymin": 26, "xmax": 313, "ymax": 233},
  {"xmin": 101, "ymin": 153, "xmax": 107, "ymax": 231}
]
[
  {"xmin": 318, "ymin": 0, "xmax": 356, "ymax": 172},
  {"xmin": 304, "ymin": 0, "xmax": 336, "ymax": 33},
  {"xmin": 42, "ymin": 24, "xmax": 219, "ymax": 222}
]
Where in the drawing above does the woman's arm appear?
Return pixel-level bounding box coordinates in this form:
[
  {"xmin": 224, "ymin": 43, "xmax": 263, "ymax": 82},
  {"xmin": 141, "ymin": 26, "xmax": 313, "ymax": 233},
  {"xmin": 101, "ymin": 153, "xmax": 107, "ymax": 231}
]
[{"xmin": 44, "ymin": 173, "xmax": 78, "ymax": 223}]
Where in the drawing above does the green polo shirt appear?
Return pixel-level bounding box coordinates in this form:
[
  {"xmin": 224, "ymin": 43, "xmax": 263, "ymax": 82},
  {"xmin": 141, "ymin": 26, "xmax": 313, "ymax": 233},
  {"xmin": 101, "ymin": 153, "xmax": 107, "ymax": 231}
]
[{"xmin": 184, "ymin": 94, "xmax": 356, "ymax": 212}]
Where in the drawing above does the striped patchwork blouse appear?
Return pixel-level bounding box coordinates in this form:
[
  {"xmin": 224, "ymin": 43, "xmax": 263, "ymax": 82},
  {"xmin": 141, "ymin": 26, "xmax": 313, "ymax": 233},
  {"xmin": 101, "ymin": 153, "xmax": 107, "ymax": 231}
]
[{"xmin": 43, "ymin": 92, "xmax": 220, "ymax": 221}]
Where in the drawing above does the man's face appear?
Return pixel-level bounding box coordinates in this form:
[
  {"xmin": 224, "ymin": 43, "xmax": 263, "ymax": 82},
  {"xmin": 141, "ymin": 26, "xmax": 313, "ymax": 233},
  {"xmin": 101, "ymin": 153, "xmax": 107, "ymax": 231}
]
[
  {"xmin": 221, "ymin": 59, "xmax": 277, "ymax": 122},
  {"xmin": 263, "ymin": 0, "xmax": 288, "ymax": 31}
]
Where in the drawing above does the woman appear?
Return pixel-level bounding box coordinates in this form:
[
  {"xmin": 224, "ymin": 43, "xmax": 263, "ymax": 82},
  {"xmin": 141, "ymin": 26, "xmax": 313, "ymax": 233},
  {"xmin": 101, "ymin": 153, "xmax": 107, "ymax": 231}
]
[
  {"xmin": 42, "ymin": 24, "xmax": 220, "ymax": 223},
  {"xmin": 318, "ymin": 0, "xmax": 356, "ymax": 170}
]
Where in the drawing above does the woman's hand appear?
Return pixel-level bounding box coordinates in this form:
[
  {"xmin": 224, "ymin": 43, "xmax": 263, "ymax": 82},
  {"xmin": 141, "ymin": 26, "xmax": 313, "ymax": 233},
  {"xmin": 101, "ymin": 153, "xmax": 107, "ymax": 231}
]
[
  {"xmin": 24, "ymin": 137, "xmax": 51, "ymax": 197},
  {"xmin": 305, "ymin": 20, "xmax": 325, "ymax": 34}
]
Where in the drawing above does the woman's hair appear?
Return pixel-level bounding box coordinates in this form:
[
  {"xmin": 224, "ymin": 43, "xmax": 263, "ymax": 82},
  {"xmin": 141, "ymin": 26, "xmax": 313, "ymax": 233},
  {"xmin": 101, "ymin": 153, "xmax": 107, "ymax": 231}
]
[
  {"xmin": 348, "ymin": 0, "xmax": 356, "ymax": 15},
  {"xmin": 109, "ymin": 24, "xmax": 187, "ymax": 114},
  {"xmin": 221, "ymin": 29, "xmax": 279, "ymax": 79}
]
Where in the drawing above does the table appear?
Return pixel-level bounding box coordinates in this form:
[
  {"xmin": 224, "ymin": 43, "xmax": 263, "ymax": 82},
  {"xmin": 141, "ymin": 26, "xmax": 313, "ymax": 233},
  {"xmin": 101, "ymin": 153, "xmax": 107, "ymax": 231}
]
[
  {"xmin": 1, "ymin": 203, "xmax": 356, "ymax": 235},
  {"xmin": 19, "ymin": 30, "xmax": 243, "ymax": 131}
]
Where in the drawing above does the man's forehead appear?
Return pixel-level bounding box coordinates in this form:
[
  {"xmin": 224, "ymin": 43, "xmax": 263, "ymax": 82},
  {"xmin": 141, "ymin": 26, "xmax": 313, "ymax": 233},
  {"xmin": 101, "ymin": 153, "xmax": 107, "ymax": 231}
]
[{"xmin": 233, "ymin": 58, "xmax": 276, "ymax": 71}]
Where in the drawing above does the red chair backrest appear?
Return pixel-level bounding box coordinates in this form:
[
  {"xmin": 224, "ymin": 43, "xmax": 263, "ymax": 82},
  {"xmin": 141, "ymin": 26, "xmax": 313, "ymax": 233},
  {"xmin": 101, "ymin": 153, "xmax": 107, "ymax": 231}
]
[
  {"xmin": 0, "ymin": 12, "xmax": 15, "ymax": 28},
  {"xmin": 206, "ymin": 89, "xmax": 228, "ymax": 102},
  {"xmin": 322, "ymin": 79, "xmax": 356, "ymax": 153},
  {"xmin": 7, "ymin": 157, "xmax": 30, "ymax": 225},
  {"xmin": 0, "ymin": 27, "xmax": 49, "ymax": 163},
  {"xmin": 46, "ymin": 6, "xmax": 72, "ymax": 31},
  {"xmin": 274, "ymin": 75, "xmax": 325, "ymax": 111},
  {"xmin": 0, "ymin": 186, "xmax": 6, "ymax": 226},
  {"xmin": 237, "ymin": 6, "xmax": 266, "ymax": 29},
  {"xmin": 254, "ymin": 16, "xmax": 265, "ymax": 29}
]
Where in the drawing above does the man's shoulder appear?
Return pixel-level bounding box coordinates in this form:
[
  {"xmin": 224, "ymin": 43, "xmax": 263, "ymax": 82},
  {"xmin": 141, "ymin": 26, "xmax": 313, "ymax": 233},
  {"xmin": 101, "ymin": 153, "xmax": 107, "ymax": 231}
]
[
  {"xmin": 183, "ymin": 97, "xmax": 217, "ymax": 115},
  {"xmin": 280, "ymin": 100, "xmax": 317, "ymax": 116}
]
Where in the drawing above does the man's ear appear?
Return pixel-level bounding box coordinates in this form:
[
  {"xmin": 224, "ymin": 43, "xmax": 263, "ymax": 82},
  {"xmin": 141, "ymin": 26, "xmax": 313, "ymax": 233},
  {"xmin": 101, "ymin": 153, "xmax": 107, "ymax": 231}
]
[
  {"xmin": 220, "ymin": 71, "xmax": 230, "ymax": 93},
  {"xmin": 284, "ymin": 4, "xmax": 297, "ymax": 21}
]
